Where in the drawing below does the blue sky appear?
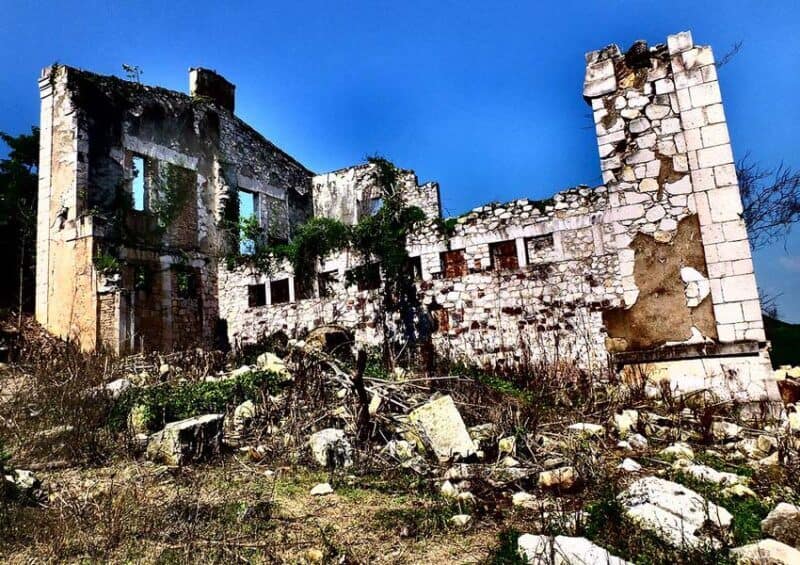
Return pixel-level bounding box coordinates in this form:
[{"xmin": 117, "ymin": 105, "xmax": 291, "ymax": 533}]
[{"xmin": 1, "ymin": 1, "xmax": 798, "ymax": 321}]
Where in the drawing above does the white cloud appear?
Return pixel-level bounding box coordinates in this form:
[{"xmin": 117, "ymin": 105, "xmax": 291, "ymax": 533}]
[{"xmin": 779, "ymin": 256, "xmax": 800, "ymax": 272}]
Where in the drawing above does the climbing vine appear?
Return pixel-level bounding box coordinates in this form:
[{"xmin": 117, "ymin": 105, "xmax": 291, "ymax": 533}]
[{"xmin": 224, "ymin": 156, "xmax": 427, "ymax": 366}]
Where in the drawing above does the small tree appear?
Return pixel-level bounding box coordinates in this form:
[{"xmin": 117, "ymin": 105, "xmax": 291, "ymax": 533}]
[
  {"xmin": 0, "ymin": 127, "xmax": 39, "ymax": 324},
  {"xmin": 738, "ymin": 156, "xmax": 800, "ymax": 250}
]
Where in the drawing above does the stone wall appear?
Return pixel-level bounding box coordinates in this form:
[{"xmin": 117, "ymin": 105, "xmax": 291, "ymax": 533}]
[
  {"xmin": 37, "ymin": 32, "xmax": 776, "ymax": 398},
  {"xmin": 36, "ymin": 66, "xmax": 313, "ymax": 353},
  {"xmin": 217, "ymin": 32, "xmax": 774, "ymax": 391}
]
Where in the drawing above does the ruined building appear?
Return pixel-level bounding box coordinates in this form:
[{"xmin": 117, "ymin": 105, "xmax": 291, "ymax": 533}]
[{"xmin": 35, "ymin": 32, "xmax": 779, "ymax": 400}]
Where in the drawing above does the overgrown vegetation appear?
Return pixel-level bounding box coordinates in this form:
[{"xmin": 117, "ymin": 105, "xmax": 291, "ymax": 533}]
[{"xmin": 110, "ymin": 368, "xmax": 284, "ymax": 433}]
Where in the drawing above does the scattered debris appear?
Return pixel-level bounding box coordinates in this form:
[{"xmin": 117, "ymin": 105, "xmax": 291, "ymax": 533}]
[
  {"xmin": 405, "ymin": 395, "xmax": 476, "ymax": 461},
  {"xmin": 146, "ymin": 414, "xmax": 224, "ymax": 466},
  {"xmin": 517, "ymin": 534, "xmax": 631, "ymax": 565},
  {"xmin": 618, "ymin": 476, "xmax": 731, "ymax": 548}
]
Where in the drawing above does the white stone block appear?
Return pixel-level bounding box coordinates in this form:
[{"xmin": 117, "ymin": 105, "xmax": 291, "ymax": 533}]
[
  {"xmin": 713, "ymin": 164, "xmax": 737, "ymax": 187},
  {"xmin": 722, "ymin": 220, "xmax": 748, "ymax": 242},
  {"xmin": 705, "ymin": 103, "xmax": 725, "ymax": 124},
  {"xmin": 714, "ymin": 302, "xmax": 744, "ymax": 324},
  {"xmin": 700, "ymin": 123, "xmax": 730, "ymax": 148},
  {"xmin": 721, "ymin": 274, "xmax": 759, "ymax": 302},
  {"xmin": 684, "ymin": 128, "xmax": 703, "ymax": 151},
  {"xmin": 584, "ymin": 59, "xmax": 617, "ymax": 98},
  {"xmin": 660, "ymin": 117, "xmax": 682, "ymax": 134},
  {"xmin": 695, "ymin": 46, "xmax": 715, "ymax": 66},
  {"xmin": 676, "ymin": 88, "xmax": 693, "ymax": 112},
  {"xmin": 698, "ymin": 144, "xmax": 733, "ymax": 168},
  {"xmin": 701, "ymin": 224, "xmax": 725, "ymax": 244},
  {"xmin": 744, "ymin": 328, "xmax": 766, "ymax": 341},
  {"xmin": 689, "ymin": 82, "xmax": 722, "ymax": 107},
  {"xmin": 701, "ymin": 65, "xmax": 717, "ymax": 83},
  {"xmin": 691, "ymin": 169, "xmax": 715, "ymax": 192},
  {"xmin": 717, "ymin": 323, "xmax": 736, "ymax": 342},
  {"xmin": 681, "ymin": 108, "xmax": 707, "ymax": 129},
  {"xmin": 668, "ymin": 31, "xmax": 694, "ymax": 55},
  {"xmin": 655, "ymin": 79, "xmax": 675, "ymax": 94},
  {"xmin": 716, "ymin": 240, "xmax": 751, "ymax": 262},
  {"xmin": 741, "ymin": 300, "xmax": 762, "ymax": 322},
  {"xmin": 708, "ymin": 186, "xmax": 743, "ymax": 222},
  {"xmin": 731, "ymin": 258, "xmax": 754, "ymax": 275}
]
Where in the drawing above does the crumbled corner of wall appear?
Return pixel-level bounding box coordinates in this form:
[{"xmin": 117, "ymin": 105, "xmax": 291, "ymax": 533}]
[{"xmin": 603, "ymin": 215, "xmax": 717, "ymax": 352}]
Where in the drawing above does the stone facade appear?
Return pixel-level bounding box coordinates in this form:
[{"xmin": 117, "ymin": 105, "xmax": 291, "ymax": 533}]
[{"xmin": 36, "ymin": 32, "xmax": 778, "ymax": 399}]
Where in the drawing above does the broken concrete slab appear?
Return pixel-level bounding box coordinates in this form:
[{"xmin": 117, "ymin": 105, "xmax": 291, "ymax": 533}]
[
  {"xmin": 618, "ymin": 476, "xmax": 732, "ymax": 548},
  {"xmin": 517, "ymin": 534, "xmax": 631, "ymax": 565},
  {"xmin": 146, "ymin": 414, "xmax": 224, "ymax": 466},
  {"xmin": 406, "ymin": 395, "xmax": 475, "ymax": 461}
]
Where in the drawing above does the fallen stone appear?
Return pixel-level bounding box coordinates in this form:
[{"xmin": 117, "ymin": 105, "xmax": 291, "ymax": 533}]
[
  {"xmin": 308, "ymin": 428, "xmax": 353, "ymax": 469},
  {"xmin": 4, "ymin": 469, "xmax": 42, "ymax": 501},
  {"xmin": 618, "ymin": 476, "xmax": 732, "ymax": 548},
  {"xmin": 456, "ymin": 491, "xmax": 476, "ymax": 503},
  {"xmin": 517, "ymin": 534, "xmax": 631, "ymax": 565},
  {"xmin": 659, "ymin": 442, "xmax": 694, "ymax": 461},
  {"xmin": 450, "ymin": 514, "xmax": 471, "ymax": 527},
  {"xmin": 500, "ymin": 456, "xmax": 520, "ymax": 467},
  {"xmin": 406, "ymin": 395, "xmax": 476, "ymax": 461},
  {"xmin": 512, "ymin": 491, "xmax": 538, "ymax": 509},
  {"xmin": 567, "ymin": 423, "xmax": 604, "ymax": 438},
  {"xmin": 255, "ymin": 352, "xmax": 292, "ymax": 382},
  {"xmin": 146, "ymin": 414, "xmax": 224, "ymax": 466},
  {"xmin": 385, "ymin": 439, "xmax": 415, "ymax": 462},
  {"xmin": 761, "ymin": 503, "xmax": 800, "ymax": 549},
  {"xmin": 441, "ymin": 480, "xmax": 458, "ymax": 498},
  {"xmin": 731, "ymin": 539, "xmax": 800, "ymax": 564},
  {"xmin": 613, "ymin": 410, "xmax": 639, "ymax": 438},
  {"xmin": 231, "ymin": 365, "xmax": 252, "ymax": 378},
  {"xmin": 310, "ymin": 482, "xmax": 333, "ymax": 496},
  {"xmin": 498, "ymin": 436, "xmax": 516, "ymax": 455},
  {"xmin": 619, "ymin": 458, "xmax": 642, "ymax": 472},
  {"xmin": 629, "ymin": 434, "xmax": 648, "ymax": 450},
  {"xmin": 617, "ymin": 440, "xmax": 633, "ymax": 451},
  {"xmin": 711, "ymin": 421, "xmax": 742, "ymax": 441},
  {"xmin": 468, "ymin": 423, "xmax": 496, "ymax": 445},
  {"xmin": 756, "ymin": 452, "xmax": 780, "ymax": 468},
  {"xmin": 538, "ymin": 466, "xmax": 579, "ymax": 491},
  {"xmin": 105, "ymin": 378, "xmax": 132, "ymax": 399},
  {"xmin": 685, "ymin": 464, "xmax": 747, "ymax": 486},
  {"xmin": 721, "ymin": 484, "xmax": 758, "ymax": 499},
  {"xmin": 233, "ymin": 400, "xmax": 257, "ymax": 433}
]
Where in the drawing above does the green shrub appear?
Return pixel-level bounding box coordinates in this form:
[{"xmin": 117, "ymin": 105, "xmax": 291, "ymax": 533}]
[{"xmin": 110, "ymin": 369, "xmax": 283, "ymax": 432}]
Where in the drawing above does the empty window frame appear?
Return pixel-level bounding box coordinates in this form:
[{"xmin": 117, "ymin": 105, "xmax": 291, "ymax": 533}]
[
  {"xmin": 406, "ymin": 256, "xmax": 423, "ymax": 281},
  {"xmin": 248, "ymin": 284, "xmax": 266, "ymax": 307},
  {"xmin": 174, "ymin": 267, "xmax": 199, "ymax": 299},
  {"xmin": 489, "ymin": 240, "xmax": 519, "ymax": 271},
  {"xmin": 238, "ymin": 189, "xmax": 259, "ymax": 255},
  {"xmin": 131, "ymin": 155, "xmax": 147, "ymax": 211},
  {"xmin": 347, "ymin": 263, "xmax": 381, "ymax": 292},
  {"xmin": 270, "ymin": 278, "xmax": 291, "ymax": 304},
  {"xmin": 525, "ymin": 233, "xmax": 554, "ymax": 263},
  {"xmin": 440, "ymin": 249, "xmax": 467, "ymax": 279},
  {"xmin": 293, "ymin": 277, "xmax": 314, "ymax": 301},
  {"xmin": 133, "ymin": 264, "xmax": 153, "ymax": 292},
  {"xmin": 318, "ymin": 270, "xmax": 338, "ymax": 298}
]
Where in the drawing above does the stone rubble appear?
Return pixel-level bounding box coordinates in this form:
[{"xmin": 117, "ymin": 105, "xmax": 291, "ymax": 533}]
[
  {"xmin": 146, "ymin": 414, "xmax": 224, "ymax": 466},
  {"xmin": 517, "ymin": 534, "xmax": 632, "ymax": 565},
  {"xmin": 618, "ymin": 476, "xmax": 732, "ymax": 548}
]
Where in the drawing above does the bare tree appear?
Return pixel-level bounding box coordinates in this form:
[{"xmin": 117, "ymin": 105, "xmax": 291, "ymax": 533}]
[{"xmin": 738, "ymin": 155, "xmax": 800, "ymax": 250}]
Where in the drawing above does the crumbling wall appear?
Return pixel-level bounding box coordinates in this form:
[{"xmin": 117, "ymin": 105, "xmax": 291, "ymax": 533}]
[
  {"xmin": 584, "ymin": 32, "xmax": 766, "ymax": 346},
  {"xmin": 220, "ymin": 31, "xmax": 771, "ymax": 374},
  {"xmin": 36, "ymin": 65, "xmax": 314, "ymax": 353}
]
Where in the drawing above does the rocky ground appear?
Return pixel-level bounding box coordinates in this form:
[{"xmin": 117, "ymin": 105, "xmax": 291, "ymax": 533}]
[{"xmin": 1, "ymin": 320, "xmax": 799, "ymax": 563}]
